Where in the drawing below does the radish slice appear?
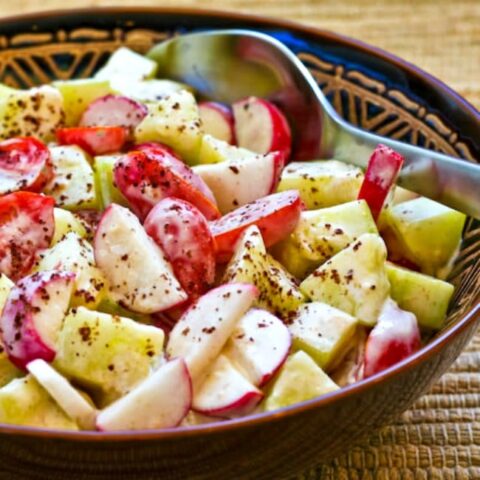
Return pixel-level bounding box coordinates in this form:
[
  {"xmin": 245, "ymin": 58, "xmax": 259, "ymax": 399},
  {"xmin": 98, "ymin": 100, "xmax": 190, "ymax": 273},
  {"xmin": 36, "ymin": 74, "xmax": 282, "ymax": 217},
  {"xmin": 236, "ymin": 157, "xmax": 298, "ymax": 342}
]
[
  {"xmin": 233, "ymin": 97, "xmax": 291, "ymax": 160},
  {"xmin": 80, "ymin": 95, "xmax": 148, "ymax": 133},
  {"xmin": 199, "ymin": 102, "xmax": 235, "ymax": 144},
  {"xmin": 357, "ymin": 144, "xmax": 404, "ymax": 220},
  {"xmin": 27, "ymin": 359, "xmax": 97, "ymax": 430},
  {"xmin": 0, "ymin": 137, "xmax": 53, "ymax": 195}
]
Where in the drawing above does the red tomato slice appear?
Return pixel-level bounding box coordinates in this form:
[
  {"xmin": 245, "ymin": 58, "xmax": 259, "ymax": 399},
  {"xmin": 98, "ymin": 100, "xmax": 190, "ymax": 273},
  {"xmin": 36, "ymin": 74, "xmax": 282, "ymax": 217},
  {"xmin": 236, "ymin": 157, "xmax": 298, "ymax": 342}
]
[
  {"xmin": 144, "ymin": 198, "xmax": 216, "ymax": 299},
  {"xmin": 114, "ymin": 150, "xmax": 220, "ymax": 221},
  {"xmin": 56, "ymin": 126, "xmax": 127, "ymax": 156},
  {"xmin": 357, "ymin": 144, "xmax": 404, "ymax": 221},
  {"xmin": 0, "ymin": 192, "xmax": 55, "ymax": 280},
  {"xmin": 364, "ymin": 300, "xmax": 421, "ymax": 378},
  {"xmin": 133, "ymin": 142, "xmax": 217, "ymax": 204},
  {"xmin": 210, "ymin": 190, "xmax": 304, "ymax": 263},
  {"xmin": 0, "ymin": 137, "xmax": 53, "ymax": 195}
]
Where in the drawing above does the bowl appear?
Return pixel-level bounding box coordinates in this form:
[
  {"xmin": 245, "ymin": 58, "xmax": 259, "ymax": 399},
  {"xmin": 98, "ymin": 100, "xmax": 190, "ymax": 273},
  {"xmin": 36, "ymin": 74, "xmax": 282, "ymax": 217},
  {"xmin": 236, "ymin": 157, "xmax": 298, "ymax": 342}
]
[{"xmin": 0, "ymin": 7, "xmax": 479, "ymax": 480}]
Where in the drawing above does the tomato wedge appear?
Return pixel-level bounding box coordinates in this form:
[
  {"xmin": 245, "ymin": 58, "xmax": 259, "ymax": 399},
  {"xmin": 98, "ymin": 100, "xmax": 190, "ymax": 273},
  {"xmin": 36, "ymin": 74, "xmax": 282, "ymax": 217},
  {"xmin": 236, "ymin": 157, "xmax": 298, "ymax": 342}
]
[
  {"xmin": 133, "ymin": 142, "xmax": 217, "ymax": 204},
  {"xmin": 357, "ymin": 144, "xmax": 404, "ymax": 221},
  {"xmin": 56, "ymin": 126, "xmax": 127, "ymax": 156},
  {"xmin": 144, "ymin": 198, "xmax": 216, "ymax": 299},
  {"xmin": 0, "ymin": 192, "xmax": 55, "ymax": 280},
  {"xmin": 114, "ymin": 149, "xmax": 220, "ymax": 221},
  {"xmin": 0, "ymin": 137, "xmax": 53, "ymax": 195},
  {"xmin": 210, "ymin": 190, "xmax": 304, "ymax": 263}
]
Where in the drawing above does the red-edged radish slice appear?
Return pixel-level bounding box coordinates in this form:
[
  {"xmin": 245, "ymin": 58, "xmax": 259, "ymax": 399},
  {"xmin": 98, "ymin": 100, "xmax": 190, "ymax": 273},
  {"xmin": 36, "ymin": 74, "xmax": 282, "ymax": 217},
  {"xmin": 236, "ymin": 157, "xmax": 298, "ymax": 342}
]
[
  {"xmin": 193, "ymin": 150, "xmax": 285, "ymax": 214},
  {"xmin": 167, "ymin": 283, "xmax": 259, "ymax": 384},
  {"xmin": 0, "ymin": 192, "xmax": 55, "ymax": 280},
  {"xmin": 357, "ymin": 144, "xmax": 404, "ymax": 221},
  {"xmin": 27, "ymin": 359, "xmax": 97, "ymax": 429},
  {"xmin": 364, "ymin": 299, "xmax": 421, "ymax": 378},
  {"xmin": 0, "ymin": 271, "xmax": 75, "ymax": 369},
  {"xmin": 94, "ymin": 204, "xmax": 187, "ymax": 314},
  {"xmin": 193, "ymin": 355, "xmax": 263, "ymax": 418},
  {"xmin": 56, "ymin": 126, "xmax": 127, "ymax": 156},
  {"xmin": 144, "ymin": 198, "xmax": 215, "ymax": 299},
  {"xmin": 0, "ymin": 137, "xmax": 53, "ymax": 195},
  {"xmin": 224, "ymin": 308, "xmax": 291, "ymax": 387},
  {"xmin": 233, "ymin": 97, "xmax": 291, "ymax": 160},
  {"xmin": 199, "ymin": 102, "xmax": 235, "ymax": 144},
  {"xmin": 96, "ymin": 358, "xmax": 192, "ymax": 431},
  {"xmin": 114, "ymin": 150, "xmax": 220, "ymax": 221},
  {"xmin": 210, "ymin": 190, "xmax": 304, "ymax": 263},
  {"xmin": 80, "ymin": 95, "xmax": 148, "ymax": 133}
]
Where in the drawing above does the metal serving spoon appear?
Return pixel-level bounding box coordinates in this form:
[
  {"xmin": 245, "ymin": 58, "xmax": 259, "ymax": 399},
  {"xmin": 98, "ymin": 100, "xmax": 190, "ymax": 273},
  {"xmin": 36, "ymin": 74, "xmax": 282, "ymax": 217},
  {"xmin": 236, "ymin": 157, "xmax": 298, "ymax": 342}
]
[{"xmin": 148, "ymin": 30, "xmax": 480, "ymax": 219}]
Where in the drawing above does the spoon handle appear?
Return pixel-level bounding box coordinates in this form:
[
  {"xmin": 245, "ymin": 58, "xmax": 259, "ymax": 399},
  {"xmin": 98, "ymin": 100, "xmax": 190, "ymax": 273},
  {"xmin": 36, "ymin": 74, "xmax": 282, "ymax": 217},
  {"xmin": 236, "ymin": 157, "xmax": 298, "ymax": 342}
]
[{"xmin": 331, "ymin": 121, "xmax": 480, "ymax": 219}]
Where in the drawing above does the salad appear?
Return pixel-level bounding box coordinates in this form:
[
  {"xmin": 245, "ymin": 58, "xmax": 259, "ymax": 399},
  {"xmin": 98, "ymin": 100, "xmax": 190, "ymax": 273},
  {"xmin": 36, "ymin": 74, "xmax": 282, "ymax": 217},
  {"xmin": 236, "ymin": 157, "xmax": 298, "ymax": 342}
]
[{"xmin": 0, "ymin": 47, "xmax": 465, "ymax": 431}]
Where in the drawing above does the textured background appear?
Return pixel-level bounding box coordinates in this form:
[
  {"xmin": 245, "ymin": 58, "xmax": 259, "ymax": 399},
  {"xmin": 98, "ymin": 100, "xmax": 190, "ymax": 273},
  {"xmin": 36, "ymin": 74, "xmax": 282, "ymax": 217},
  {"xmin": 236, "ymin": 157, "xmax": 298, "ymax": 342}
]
[{"xmin": 1, "ymin": 1, "xmax": 479, "ymax": 478}]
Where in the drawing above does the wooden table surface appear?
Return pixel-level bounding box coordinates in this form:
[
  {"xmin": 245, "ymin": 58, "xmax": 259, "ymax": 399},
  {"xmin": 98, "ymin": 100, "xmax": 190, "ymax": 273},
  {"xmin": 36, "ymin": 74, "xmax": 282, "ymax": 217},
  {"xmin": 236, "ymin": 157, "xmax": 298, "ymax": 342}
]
[{"xmin": 0, "ymin": 1, "xmax": 479, "ymax": 479}]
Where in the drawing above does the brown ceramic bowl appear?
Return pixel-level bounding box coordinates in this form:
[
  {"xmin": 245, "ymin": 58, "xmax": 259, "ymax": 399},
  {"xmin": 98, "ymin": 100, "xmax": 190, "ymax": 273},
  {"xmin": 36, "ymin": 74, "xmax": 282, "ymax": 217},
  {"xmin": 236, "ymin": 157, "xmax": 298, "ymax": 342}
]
[{"xmin": 0, "ymin": 7, "xmax": 479, "ymax": 480}]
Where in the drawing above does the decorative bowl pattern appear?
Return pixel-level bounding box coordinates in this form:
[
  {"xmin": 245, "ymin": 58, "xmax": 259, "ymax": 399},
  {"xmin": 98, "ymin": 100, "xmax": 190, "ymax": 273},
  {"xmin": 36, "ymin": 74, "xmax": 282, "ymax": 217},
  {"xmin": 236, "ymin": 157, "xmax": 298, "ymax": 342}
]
[{"xmin": 0, "ymin": 8, "xmax": 478, "ymax": 479}]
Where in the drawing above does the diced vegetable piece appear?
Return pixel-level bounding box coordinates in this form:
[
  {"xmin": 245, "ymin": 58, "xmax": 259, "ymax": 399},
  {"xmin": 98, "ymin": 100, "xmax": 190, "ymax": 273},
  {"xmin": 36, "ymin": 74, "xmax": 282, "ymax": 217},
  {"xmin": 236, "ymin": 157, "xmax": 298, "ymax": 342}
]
[
  {"xmin": 0, "ymin": 137, "xmax": 53, "ymax": 195},
  {"xmin": 288, "ymin": 302, "xmax": 358, "ymax": 371},
  {"xmin": 135, "ymin": 90, "xmax": 203, "ymax": 165},
  {"xmin": 233, "ymin": 96, "xmax": 291, "ymax": 160},
  {"xmin": 300, "ymin": 233, "xmax": 390, "ymax": 326},
  {"xmin": 114, "ymin": 149, "xmax": 219, "ymax": 221},
  {"xmin": 194, "ymin": 137, "xmax": 283, "ymax": 213},
  {"xmin": 94, "ymin": 204, "xmax": 187, "ymax": 314},
  {"xmin": 53, "ymin": 78, "xmax": 114, "ymax": 126},
  {"xmin": 271, "ymin": 200, "xmax": 378, "ymax": 279},
  {"xmin": 44, "ymin": 145, "xmax": 99, "ymax": 211},
  {"xmin": 277, "ymin": 160, "xmax": 363, "ymax": 209},
  {"xmin": 35, "ymin": 232, "xmax": 107, "ymax": 309},
  {"xmin": 0, "ymin": 376, "xmax": 78, "ymax": 429},
  {"xmin": 51, "ymin": 208, "xmax": 87, "ymax": 246},
  {"xmin": 357, "ymin": 144, "xmax": 404, "ymax": 220},
  {"xmin": 167, "ymin": 283, "xmax": 258, "ymax": 385},
  {"xmin": 96, "ymin": 358, "xmax": 191, "ymax": 431},
  {"xmin": 364, "ymin": 299, "xmax": 421, "ymax": 377},
  {"xmin": 223, "ymin": 225, "xmax": 306, "ymax": 318},
  {"xmin": 386, "ymin": 262, "xmax": 454, "ymax": 330},
  {"xmin": 94, "ymin": 47, "xmax": 157, "ymax": 81},
  {"xmin": 110, "ymin": 78, "xmax": 192, "ymax": 102},
  {"xmin": 0, "ymin": 192, "xmax": 55, "ymax": 280},
  {"xmin": 264, "ymin": 351, "xmax": 339, "ymax": 411},
  {"xmin": 27, "ymin": 359, "xmax": 96, "ymax": 430},
  {"xmin": 210, "ymin": 190, "xmax": 304, "ymax": 263},
  {"xmin": 0, "ymin": 275, "xmax": 23, "ymax": 387},
  {"xmin": 0, "ymin": 85, "xmax": 63, "ymax": 141},
  {"xmin": 193, "ymin": 354, "xmax": 262, "ymax": 418},
  {"xmin": 56, "ymin": 126, "xmax": 127, "ymax": 157},
  {"xmin": 224, "ymin": 308, "xmax": 291, "ymax": 387},
  {"xmin": 0, "ymin": 271, "xmax": 75, "ymax": 369},
  {"xmin": 384, "ymin": 197, "xmax": 466, "ymax": 277},
  {"xmin": 199, "ymin": 102, "xmax": 235, "ymax": 144},
  {"xmin": 54, "ymin": 307, "xmax": 165, "ymax": 406},
  {"xmin": 144, "ymin": 198, "xmax": 215, "ymax": 299},
  {"xmin": 93, "ymin": 155, "xmax": 128, "ymax": 208}
]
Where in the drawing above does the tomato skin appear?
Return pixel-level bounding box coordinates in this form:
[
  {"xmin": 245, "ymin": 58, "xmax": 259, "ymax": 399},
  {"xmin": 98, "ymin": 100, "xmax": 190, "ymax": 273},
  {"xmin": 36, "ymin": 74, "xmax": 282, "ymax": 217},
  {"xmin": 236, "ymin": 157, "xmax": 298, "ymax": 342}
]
[
  {"xmin": 210, "ymin": 190, "xmax": 304, "ymax": 263},
  {"xmin": 133, "ymin": 142, "xmax": 217, "ymax": 204},
  {"xmin": 0, "ymin": 137, "xmax": 53, "ymax": 195},
  {"xmin": 56, "ymin": 126, "xmax": 127, "ymax": 156},
  {"xmin": 114, "ymin": 150, "xmax": 220, "ymax": 221},
  {"xmin": 0, "ymin": 192, "xmax": 55, "ymax": 280},
  {"xmin": 144, "ymin": 198, "xmax": 216, "ymax": 299}
]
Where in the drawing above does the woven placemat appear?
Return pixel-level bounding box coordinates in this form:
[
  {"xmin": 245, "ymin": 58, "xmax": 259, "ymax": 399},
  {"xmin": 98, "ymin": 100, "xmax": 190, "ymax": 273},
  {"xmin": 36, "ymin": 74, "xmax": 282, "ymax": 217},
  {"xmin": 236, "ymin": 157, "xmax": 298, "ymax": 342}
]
[{"xmin": 1, "ymin": 1, "xmax": 480, "ymax": 478}]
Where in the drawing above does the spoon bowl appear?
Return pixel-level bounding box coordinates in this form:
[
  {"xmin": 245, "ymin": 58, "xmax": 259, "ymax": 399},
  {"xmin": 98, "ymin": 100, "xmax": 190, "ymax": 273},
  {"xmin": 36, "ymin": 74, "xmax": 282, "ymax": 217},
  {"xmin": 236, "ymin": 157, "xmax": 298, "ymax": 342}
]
[{"xmin": 148, "ymin": 30, "xmax": 480, "ymax": 218}]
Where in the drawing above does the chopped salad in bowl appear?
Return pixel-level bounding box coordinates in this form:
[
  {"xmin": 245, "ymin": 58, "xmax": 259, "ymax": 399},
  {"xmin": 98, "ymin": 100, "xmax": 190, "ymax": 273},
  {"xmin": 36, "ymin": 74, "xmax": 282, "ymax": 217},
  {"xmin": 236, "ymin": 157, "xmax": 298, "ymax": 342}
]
[{"xmin": 0, "ymin": 46, "xmax": 465, "ymax": 431}]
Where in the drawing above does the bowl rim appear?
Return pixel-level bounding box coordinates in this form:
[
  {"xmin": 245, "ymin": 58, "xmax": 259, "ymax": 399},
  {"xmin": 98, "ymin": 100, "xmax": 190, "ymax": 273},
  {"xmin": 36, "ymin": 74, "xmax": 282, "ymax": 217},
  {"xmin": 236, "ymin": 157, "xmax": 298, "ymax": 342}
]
[{"xmin": 0, "ymin": 6, "xmax": 478, "ymax": 441}]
